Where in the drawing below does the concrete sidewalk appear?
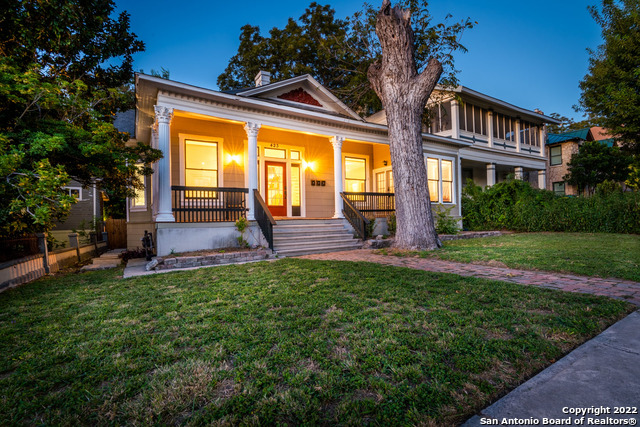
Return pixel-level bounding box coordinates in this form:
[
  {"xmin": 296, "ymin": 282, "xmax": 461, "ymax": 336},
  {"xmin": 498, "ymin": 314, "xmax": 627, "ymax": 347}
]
[{"xmin": 462, "ymin": 310, "xmax": 640, "ymax": 426}]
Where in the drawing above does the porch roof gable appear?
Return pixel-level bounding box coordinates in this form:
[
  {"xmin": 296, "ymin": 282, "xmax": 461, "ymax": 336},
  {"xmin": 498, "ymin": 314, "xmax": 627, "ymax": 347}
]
[{"xmin": 232, "ymin": 74, "xmax": 364, "ymax": 122}]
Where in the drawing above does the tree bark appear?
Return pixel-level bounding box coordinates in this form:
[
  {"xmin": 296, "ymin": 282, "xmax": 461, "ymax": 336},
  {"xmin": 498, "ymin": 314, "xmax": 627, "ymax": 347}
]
[{"xmin": 368, "ymin": 0, "xmax": 442, "ymax": 250}]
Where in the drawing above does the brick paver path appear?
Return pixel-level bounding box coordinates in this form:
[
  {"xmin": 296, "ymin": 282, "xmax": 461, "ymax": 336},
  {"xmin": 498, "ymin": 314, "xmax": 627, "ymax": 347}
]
[{"xmin": 298, "ymin": 249, "xmax": 640, "ymax": 306}]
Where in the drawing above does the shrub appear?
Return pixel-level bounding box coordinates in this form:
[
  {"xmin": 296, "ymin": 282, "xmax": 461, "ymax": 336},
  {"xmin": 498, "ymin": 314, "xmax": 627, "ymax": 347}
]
[
  {"xmin": 365, "ymin": 216, "xmax": 376, "ymax": 238},
  {"xmin": 235, "ymin": 217, "xmax": 249, "ymax": 248},
  {"xmin": 461, "ymin": 179, "xmax": 640, "ymax": 234},
  {"xmin": 434, "ymin": 205, "xmax": 459, "ymax": 235},
  {"xmin": 387, "ymin": 214, "xmax": 397, "ymax": 235}
]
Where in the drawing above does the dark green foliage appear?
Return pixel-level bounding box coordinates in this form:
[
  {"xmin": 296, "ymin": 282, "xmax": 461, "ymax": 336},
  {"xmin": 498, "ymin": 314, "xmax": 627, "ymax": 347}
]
[
  {"xmin": 564, "ymin": 141, "xmax": 632, "ymax": 194},
  {"xmin": 462, "ymin": 179, "xmax": 640, "ymax": 234},
  {"xmin": 579, "ymin": 0, "xmax": 640, "ymax": 154},
  {"xmin": 218, "ymin": 1, "xmax": 473, "ymax": 115},
  {"xmin": 0, "ymin": 0, "xmax": 161, "ymax": 233},
  {"xmin": 434, "ymin": 205, "xmax": 459, "ymax": 235}
]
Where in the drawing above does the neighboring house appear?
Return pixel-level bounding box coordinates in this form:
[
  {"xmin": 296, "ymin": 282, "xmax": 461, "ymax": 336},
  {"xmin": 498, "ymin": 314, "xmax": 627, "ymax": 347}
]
[
  {"xmin": 128, "ymin": 71, "xmax": 559, "ymax": 256},
  {"xmin": 51, "ymin": 180, "xmax": 105, "ymax": 245},
  {"xmin": 545, "ymin": 127, "xmax": 615, "ymax": 195}
]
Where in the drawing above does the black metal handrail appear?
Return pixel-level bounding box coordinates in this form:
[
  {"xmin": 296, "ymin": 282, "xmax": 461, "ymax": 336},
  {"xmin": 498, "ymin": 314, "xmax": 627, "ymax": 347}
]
[
  {"xmin": 342, "ymin": 192, "xmax": 395, "ymax": 218},
  {"xmin": 171, "ymin": 186, "xmax": 248, "ymax": 223},
  {"xmin": 341, "ymin": 193, "xmax": 370, "ymax": 240},
  {"xmin": 254, "ymin": 190, "xmax": 276, "ymax": 250}
]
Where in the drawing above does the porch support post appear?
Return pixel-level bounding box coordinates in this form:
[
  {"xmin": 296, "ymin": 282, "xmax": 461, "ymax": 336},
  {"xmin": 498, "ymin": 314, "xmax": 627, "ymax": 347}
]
[
  {"xmin": 515, "ymin": 166, "xmax": 524, "ymax": 181},
  {"xmin": 486, "ymin": 163, "xmax": 496, "ymax": 187},
  {"xmin": 450, "ymin": 100, "xmax": 460, "ymax": 139},
  {"xmin": 538, "ymin": 170, "xmax": 546, "ymax": 190},
  {"xmin": 154, "ymin": 106, "xmax": 175, "ymax": 222},
  {"xmin": 244, "ymin": 122, "xmax": 261, "ymax": 221},
  {"xmin": 331, "ymin": 136, "xmax": 345, "ymax": 218},
  {"xmin": 487, "ymin": 111, "xmax": 494, "ymax": 148}
]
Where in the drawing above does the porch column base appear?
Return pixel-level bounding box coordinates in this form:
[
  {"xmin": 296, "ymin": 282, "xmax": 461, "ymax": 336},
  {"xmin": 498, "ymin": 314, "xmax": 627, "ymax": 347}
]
[
  {"xmin": 515, "ymin": 166, "xmax": 524, "ymax": 180},
  {"xmin": 156, "ymin": 213, "xmax": 176, "ymax": 222},
  {"xmin": 538, "ymin": 170, "xmax": 546, "ymax": 190}
]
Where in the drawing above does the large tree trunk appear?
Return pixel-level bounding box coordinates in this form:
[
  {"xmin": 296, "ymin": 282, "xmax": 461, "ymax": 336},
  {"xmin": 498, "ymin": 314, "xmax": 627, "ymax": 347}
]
[{"xmin": 368, "ymin": 0, "xmax": 442, "ymax": 250}]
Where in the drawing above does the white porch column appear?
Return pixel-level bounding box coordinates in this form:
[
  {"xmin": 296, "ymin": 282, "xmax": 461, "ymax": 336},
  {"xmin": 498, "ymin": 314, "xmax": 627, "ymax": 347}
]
[
  {"xmin": 244, "ymin": 122, "xmax": 261, "ymax": 220},
  {"xmin": 151, "ymin": 127, "xmax": 159, "ymax": 218},
  {"xmin": 515, "ymin": 119, "xmax": 522, "ymax": 152},
  {"xmin": 538, "ymin": 170, "xmax": 546, "ymax": 190},
  {"xmin": 515, "ymin": 166, "xmax": 524, "ymax": 180},
  {"xmin": 487, "ymin": 111, "xmax": 494, "ymax": 148},
  {"xmin": 486, "ymin": 163, "xmax": 496, "ymax": 187},
  {"xmin": 154, "ymin": 106, "xmax": 175, "ymax": 222},
  {"xmin": 540, "ymin": 126, "xmax": 547, "ymax": 157},
  {"xmin": 450, "ymin": 100, "xmax": 460, "ymax": 139},
  {"xmin": 331, "ymin": 136, "xmax": 345, "ymax": 218}
]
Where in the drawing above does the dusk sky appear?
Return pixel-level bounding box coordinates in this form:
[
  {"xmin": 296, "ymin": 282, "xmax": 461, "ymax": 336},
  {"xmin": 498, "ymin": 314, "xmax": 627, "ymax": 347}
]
[{"xmin": 116, "ymin": 0, "xmax": 603, "ymax": 120}]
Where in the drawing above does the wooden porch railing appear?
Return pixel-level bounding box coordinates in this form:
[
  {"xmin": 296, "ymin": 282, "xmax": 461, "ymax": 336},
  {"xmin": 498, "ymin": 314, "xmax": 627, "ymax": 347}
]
[
  {"xmin": 171, "ymin": 186, "xmax": 248, "ymax": 223},
  {"xmin": 342, "ymin": 192, "xmax": 395, "ymax": 218},
  {"xmin": 341, "ymin": 193, "xmax": 370, "ymax": 240},
  {"xmin": 254, "ymin": 190, "xmax": 276, "ymax": 250}
]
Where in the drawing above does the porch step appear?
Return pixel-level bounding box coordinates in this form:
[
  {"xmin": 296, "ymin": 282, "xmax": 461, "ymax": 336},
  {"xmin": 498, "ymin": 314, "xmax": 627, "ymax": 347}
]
[{"xmin": 272, "ymin": 218, "xmax": 362, "ymax": 257}]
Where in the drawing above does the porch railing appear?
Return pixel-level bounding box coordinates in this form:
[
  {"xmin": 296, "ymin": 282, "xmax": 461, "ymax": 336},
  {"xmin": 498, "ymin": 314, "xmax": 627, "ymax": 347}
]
[
  {"xmin": 342, "ymin": 192, "xmax": 395, "ymax": 218},
  {"xmin": 254, "ymin": 190, "xmax": 276, "ymax": 250},
  {"xmin": 0, "ymin": 234, "xmax": 39, "ymax": 263},
  {"xmin": 341, "ymin": 193, "xmax": 370, "ymax": 240},
  {"xmin": 171, "ymin": 186, "xmax": 248, "ymax": 223}
]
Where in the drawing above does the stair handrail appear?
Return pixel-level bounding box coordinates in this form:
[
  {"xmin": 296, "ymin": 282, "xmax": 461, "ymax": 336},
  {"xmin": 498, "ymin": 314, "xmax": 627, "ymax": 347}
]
[
  {"xmin": 340, "ymin": 192, "xmax": 370, "ymax": 240},
  {"xmin": 253, "ymin": 190, "xmax": 276, "ymax": 250}
]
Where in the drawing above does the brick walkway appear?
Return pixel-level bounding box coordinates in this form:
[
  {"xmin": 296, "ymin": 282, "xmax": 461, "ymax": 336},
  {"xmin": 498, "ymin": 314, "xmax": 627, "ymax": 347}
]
[{"xmin": 298, "ymin": 249, "xmax": 640, "ymax": 306}]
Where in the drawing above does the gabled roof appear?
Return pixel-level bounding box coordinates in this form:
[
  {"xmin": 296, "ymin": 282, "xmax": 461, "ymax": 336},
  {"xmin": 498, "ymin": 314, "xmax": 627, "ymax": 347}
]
[
  {"xmin": 546, "ymin": 128, "xmax": 593, "ymax": 145},
  {"xmin": 233, "ymin": 74, "xmax": 364, "ymax": 121}
]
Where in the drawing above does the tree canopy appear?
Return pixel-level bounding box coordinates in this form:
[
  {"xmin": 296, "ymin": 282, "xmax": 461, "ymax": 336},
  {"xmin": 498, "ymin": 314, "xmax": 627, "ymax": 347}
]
[
  {"xmin": 217, "ymin": 1, "xmax": 473, "ymax": 115},
  {"xmin": 0, "ymin": 0, "xmax": 161, "ymax": 234},
  {"xmin": 564, "ymin": 141, "xmax": 632, "ymax": 194},
  {"xmin": 578, "ymin": 0, "xmax": 640, "ymax": 154}
]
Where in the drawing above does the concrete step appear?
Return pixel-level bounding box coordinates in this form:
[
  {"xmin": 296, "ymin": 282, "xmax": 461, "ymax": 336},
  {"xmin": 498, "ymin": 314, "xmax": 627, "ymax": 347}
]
[
  {"xmin": 273, "ymin": 233, "xmax": 357, "ymax": 244},
  {"xmin": 275, "ymin": 238, "xmax": 358, "ymax": 251},
  {"xmin": 275, "ymin": 218, "xmax": 346, "ymax": 225},
  {"xmin": 273, "ymin": 225, "xmax": 348, "ymax": 235},
  {"xmin": 275, "ymin": 241, "xmax": 362, "ymax": 257}
]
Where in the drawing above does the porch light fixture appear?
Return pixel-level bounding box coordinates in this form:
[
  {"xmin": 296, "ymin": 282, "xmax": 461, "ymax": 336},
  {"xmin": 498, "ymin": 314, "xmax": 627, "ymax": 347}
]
[
  {"xmin": 383, "ymin": 160, "xmax": 388, "ymax": 166},
  {"xmin": 225, "ymin": 153, "xmax": 242, "ymax": 165},
  {"xmin": 303, "ymin": 160, "xmax": 316, "ymax": 171}
]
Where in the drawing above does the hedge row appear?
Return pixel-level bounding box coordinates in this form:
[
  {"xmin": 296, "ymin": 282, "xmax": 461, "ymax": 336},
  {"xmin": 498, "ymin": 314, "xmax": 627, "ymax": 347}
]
[{"xmin": 461, "ymin": 180, "xmax": 640, "ymax": 234}]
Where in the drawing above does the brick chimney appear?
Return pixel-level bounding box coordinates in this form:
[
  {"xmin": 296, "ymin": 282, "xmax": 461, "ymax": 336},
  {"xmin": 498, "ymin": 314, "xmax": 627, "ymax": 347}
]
[{"xmin": 254, "ymin": 71, "xmax": 271, "ymax": 87}]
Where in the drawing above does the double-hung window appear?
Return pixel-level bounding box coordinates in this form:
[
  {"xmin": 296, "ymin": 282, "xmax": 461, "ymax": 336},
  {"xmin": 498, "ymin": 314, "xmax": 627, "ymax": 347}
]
[
  {"xmin": 426, "ymin": 157, "xmax": 454, "ymax": 203},
  {"xmin": 550, "ymin": 146, "xmax": 562, "ymax": 166},
  {"xmin": 344, "ymin": 157, "xmax": 366, "ymax": 193}
]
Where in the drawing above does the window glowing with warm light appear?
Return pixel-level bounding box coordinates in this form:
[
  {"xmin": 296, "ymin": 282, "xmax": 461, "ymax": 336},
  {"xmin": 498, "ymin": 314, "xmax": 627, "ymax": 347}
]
[
  {"xmin": 267, "ymin": 164, "xmax": 285, "ymax": 206},
  {"xmin": 132, "ymin": 165, "xmax": 146, "ymax": 207},
  {"xmin": 264, "ymin": 148, "xmax": 286, "ymax": 159},
  {"xmin": 291, "ymin": 165, "xmax": 300, "ymax": 207},
  {"xmin": 427, "ymin": 158, "xmax": 439, "ymax": 202},
  {"xmin": 185, "ymin": 140, "xmax": 218, "ymax": 187},
  {"xmin": 345, "ymin": 157, "xmax": 366, "ymax": 192},
  {"xmin": 441, "ymin": 160, "xmax": 453, "ymax": 203}
]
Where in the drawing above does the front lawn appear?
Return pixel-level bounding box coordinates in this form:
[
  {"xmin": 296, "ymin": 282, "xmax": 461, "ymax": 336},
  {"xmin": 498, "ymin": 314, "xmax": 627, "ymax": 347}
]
[
  {"xmin": 0, "ymin": 259, "xmax": 634, "ymax": 425},
  {"xmin": 429, "ymin": 232, "xmax": 640, "ymax": 282}
]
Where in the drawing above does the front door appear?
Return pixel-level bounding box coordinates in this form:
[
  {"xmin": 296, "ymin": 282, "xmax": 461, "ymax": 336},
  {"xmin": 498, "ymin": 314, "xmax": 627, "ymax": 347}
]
[{"xmin": 265, "ymin": 161, "xmax": 287, "ymax": 216}]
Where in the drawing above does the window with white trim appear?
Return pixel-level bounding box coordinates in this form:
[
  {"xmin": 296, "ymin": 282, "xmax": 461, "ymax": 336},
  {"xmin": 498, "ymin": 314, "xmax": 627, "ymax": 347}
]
[
  {"xmin": 131, "ymin": 164, "xmax": 146, "ymax": 209},
  {"xmin": 64, "ymin": 187, "xmax": 82, "ymax": 201},
  {"xmin": 344, "ymin": 157, "xmax": 366, "ymax": 192},
  {"xmin": 185, "ymin": 139, "xmax": 219, "ymax": 187},
  {"xmin": 426, "ymin": 157, "xmax": 455, "ymax": 203}
]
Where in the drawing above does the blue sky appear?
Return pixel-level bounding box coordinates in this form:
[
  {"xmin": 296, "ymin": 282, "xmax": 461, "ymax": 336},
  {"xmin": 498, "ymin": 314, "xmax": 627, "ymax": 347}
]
[{"xmin": 116, "ymin": 0, "xmax": 603, "ymax": 120}]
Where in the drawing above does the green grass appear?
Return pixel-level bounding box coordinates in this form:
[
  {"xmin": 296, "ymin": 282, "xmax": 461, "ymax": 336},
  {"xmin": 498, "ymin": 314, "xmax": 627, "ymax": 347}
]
[
  {"xmin": 424, "ymin": 232, "xmax": 640, "ymax": 282},
  {"xmin": 0, "ymin": 259, "xmax": 634, "ymax": 425}
]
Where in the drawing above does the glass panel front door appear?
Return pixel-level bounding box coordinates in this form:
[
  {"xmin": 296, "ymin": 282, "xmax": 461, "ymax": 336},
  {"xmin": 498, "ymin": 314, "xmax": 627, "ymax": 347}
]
[{"xmin": 265, "ymin": 161, "xmax": 287, "ymax": 216}]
